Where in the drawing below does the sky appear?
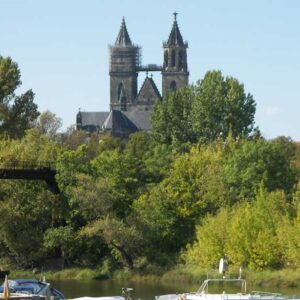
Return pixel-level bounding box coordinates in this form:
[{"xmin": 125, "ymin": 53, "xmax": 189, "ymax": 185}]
[{"xmin": 1, "ymin": 0, "xmax": 299, "ymax": 140}]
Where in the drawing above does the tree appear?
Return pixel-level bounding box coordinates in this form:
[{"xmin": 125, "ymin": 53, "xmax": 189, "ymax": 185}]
[
  {"xmin": 125, "ymin": 132, "xmax": 173, "ymax": 184},
  {"xmin": 151, "ymin": 87, "xmax": 196, "ymax": 147},
  {"xmin": 0, "ymin": 185, "xmax": 57, "ymax": 267},
  {"xmin": 35, "ymin": 110, "xmax": 62, "ymax": 139},
  {"xmin": 0, "ymin": 56, "xmax": 21, "ymax": 101},
  {"xmin": 43, "ymin": 226, "xmax": 77, "ymax": 268},
  {"xmin": 277, "ymin": 183, "xmax": 300, "ymax": 269},
  {"xmin": 81, "ymin": 217, "xmax": 143, "ymax": 270},
  {"xmin": 192, "ymin": 70, "xmax": 257, "ymax": 143},
  {"xmin": 71, "ymin": 135, "xmax": 172, "ymax": 269},
  {"xmin": 133, "ymin": 144, "xmax": 230, "ymax": 263},
  {"xmin": 224, "ymin": 139, "xmax": 298, "ymax": 199},
  {"xmin": 182, "ymin": 208, "xmax": 230, "ymax": 268},
  {"xmin": 151, "ymin": 70, "xmax": 258, "ymax": 146},
  {"xmin": 0, "ymin": 56, "xmax": 39, "ymax": 138},
  {"xmin": 184, "ymin": 188, "xmax": 288, "ymax": 270},
  {"xmin": 226, "ymin": 188, "xmax": 287, "ymax": 270}
]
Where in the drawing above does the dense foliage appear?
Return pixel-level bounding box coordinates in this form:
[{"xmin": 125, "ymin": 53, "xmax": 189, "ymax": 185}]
[
  {"xmin": 0, "ymin": 129, "xmax": 299, "ymax": 273},
  {"xmin": 0, "ymin": 61, "xmax": 299, "ymax": 275},
  {"xmin": 151, "ymin": 70, "xmax": 259, "ymax": 147},
  {"xmin": 0, "ymin": 56, "xmax": 39, "ymax": 138}
]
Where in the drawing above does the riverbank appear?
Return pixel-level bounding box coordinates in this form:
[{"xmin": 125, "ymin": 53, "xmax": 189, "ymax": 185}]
[
  {"xmin": 7, "ymin": 266, "xmax": 300, "ymax": 289},
  {"xmin": 161, "ymin": 266, "xmax": 300, "ymax": 288}
]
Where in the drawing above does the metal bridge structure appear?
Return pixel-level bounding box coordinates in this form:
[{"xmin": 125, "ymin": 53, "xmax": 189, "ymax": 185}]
[
  {"xmin": 0, "ymin": 161, "xmax": 60, "ymax": 194},
  {"xmin": 137, "ymin": 64, "xmax": 163, "ymax": 72}
]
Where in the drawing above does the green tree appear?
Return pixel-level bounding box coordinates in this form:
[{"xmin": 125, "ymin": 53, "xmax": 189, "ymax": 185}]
[
  {"xmin": 43, "ymin": 226, "xmax": 77, "ymax": 268},
  {"xmin": 133, "ymin": 144, "xmax": 229, "ymax": 264},
  {"xmin": 224, "ymin": 139, "xmax": 298, "ymax": 199},
  {"xmin": 81, "ymin": 217, "xmax": 143, "ymax": 270},
  {"xmin": 151, "ymin": 70, "xmax": 257, "ymax": 146},
  {"xmin": 125, "ymin": 132, "xmax": 173, "ymax": 184},
  {"xmin": 0, "ymin": 56, "xmax": 39, "ymax": 138},
  {"xmin": 91, "ymin": 148, "xmax": 148, "ymax": 218},
  {"xmin": 226, "ymin": 188, "xmax": 287, "ymax": 270},
  {"xmin": 192, "ymin": 70, "xmax": 256, "ymax": 143},
  {"xmin": 0, "ymin": 130, "xmax": 66, "ymax": 267},
  {"xmin": 0, "ymin": 185, "xmax": 57, "ymax": 267},
  {"xmin": 151, "ymin": 87, "xmax": 195, "ymax": 147},
  {"xmin": 277, "ymin": 183, "xmax": 300, "ymax": 269},
  {"xmin": 184, "ymin": 188, "xmax": 288, "ymax": 270},
  {"xmin": 70, "ymin": 137, "xmax": 161, "ymax": 269},
  {"xmin": 182, "ymin": 208, "xmax": 230, "ymax": 268},
  {"xmin": 35, "ymin": 110, "xmax": 62, "ymax": 139},
  {"xmin": 0, "ymin": 56, "xmax": 21, "ymax": 101}
]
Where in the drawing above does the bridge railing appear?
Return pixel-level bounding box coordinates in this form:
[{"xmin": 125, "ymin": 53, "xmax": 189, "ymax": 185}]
[{"xmin": 0, "ymin": 160, "xmax": 56, "ymax": 170}]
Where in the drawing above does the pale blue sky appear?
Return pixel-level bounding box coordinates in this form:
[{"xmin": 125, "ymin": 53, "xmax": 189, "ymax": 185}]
[{"xmin": 1, "ymin": 0, "xmax": 299, "ymax": 140}]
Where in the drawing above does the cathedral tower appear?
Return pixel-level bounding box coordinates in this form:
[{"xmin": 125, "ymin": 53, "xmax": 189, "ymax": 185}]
[
  {"xmin": 162, "ymin": 13, "xmax": 189, "ymax": 97},
  {"xmin": 109, "ymin": 18, "xmax": 140, "ymax": 111}
]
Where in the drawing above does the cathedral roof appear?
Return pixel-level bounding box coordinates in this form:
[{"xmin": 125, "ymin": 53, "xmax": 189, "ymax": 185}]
[
  {"xmin": 166, "ymin": 13, "xmax": 185, "ymax": 47},
  {"xmin": 77, "ymin": 111, "xmax": 109, "ymax": 132},
  {"xmin": 77, "ymin": 110, "xmax": 152, "ymax": 134},
  {"xmin": 137, "ymin": 75, "xmax": 162, "ymax": 102},
  {"xmin": 102, "ymin": 110, "xmax": 139, "ymax": 134},
  {"xmin": 123, "ymin": 110, "xmax": 152, "ymax": 130},
  {"xmin": 114, "ymin": 17, "xmax": 133, "ymax": 47}
]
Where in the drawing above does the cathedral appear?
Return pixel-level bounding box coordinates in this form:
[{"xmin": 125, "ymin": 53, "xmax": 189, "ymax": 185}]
[{"xmin": 76, "ymin": 13, "xmax": 189, "ymax": 137}]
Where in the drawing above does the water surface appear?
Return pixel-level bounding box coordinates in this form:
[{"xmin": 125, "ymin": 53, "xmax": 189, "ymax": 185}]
[{"xmin": 50, "ymin": 279, "xmax": 300, "ymax": 300}]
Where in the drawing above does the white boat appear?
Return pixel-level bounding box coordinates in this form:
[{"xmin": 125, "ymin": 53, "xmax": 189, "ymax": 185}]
[
  {"xmin": 155, "ymin": 278, "xmax": 285, "ymax": 300},
  {"xmin": 0, "ymin": 276, "xmax": 64, "ymax": 300},
  {"xmin": 71, "ymin": 288, "xmax": 133, "ymax": 300},
  {"xmin": 72, "ymin": 297, "xmax": 125, "ymax": 300}
]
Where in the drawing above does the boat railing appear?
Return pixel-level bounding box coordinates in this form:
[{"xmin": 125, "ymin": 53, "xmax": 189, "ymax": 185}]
[{"xmin": 197, "ymin": 279, "xmax": 247, "ymax": 294}]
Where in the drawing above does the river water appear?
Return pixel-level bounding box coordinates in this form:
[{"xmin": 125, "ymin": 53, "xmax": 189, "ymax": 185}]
[{"xmin": 50, "ymin": 279, "xmax": 300, "ymax": 300}]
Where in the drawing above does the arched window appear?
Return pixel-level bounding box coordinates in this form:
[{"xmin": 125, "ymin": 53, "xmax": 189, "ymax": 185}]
[
  {"xmin": 118, "ymin": 82, "xmax": 127, "ymax": 110},
  {"xmin": 171, "ymin": 49, "xmax": 176, "ymax": 67},
  {"xmin": 178, "ymin": 51, "xmax": 183, "ymax": 69},
  {"xmin": 170, "ymin": 81, "xmax": 177, "ymax": 91},
  {"xmin": 164, "ymin": 50, "xmax": 168, "ymax": 67},
  {"xmin": 117, "ymin": 83, "xmax": 123, "ymax": 101},
  {"xmin": 121, "ymin": 97, "xmax": 127, "ymax": 111}
]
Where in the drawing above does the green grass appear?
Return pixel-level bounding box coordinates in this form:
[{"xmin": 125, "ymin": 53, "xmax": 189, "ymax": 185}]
[
  {"xmin": 9, "ymin": 268, "xmax": 104, "ymax": 280},
  {"xmin": 245, "ymin": 269, "xmax": 300, "ymax": 288},
  {"xmin": 160, "ymin": 266, "xmax": 300, "ymax": 289},
  {"xmin": 7, "ymin": 266, "xmax": 300, "ymax": 289}
]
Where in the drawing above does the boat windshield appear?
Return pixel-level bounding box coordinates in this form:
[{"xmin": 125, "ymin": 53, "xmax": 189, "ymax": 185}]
[
  {"xmin": 6, "ymin": 280, "xmax": 46, "ymax": 294},
  {"xmin": 197, "ymin": 279, "xmax": 247, "ymax": 294}
]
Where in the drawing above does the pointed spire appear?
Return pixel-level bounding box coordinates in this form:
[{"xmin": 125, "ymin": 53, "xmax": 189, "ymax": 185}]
[
  {"xmin": 166, "ymin": 12, "xmax": 184, "ymax": 46},
  {"xmin": 115, "ymin": 17, "xmax": 133, "ymax": 47},
  {"xmin": 173, "ymin": 12, "xmax": 178, "ymax": 21}
]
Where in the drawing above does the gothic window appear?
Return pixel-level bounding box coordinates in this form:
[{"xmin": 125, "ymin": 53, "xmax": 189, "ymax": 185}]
[
  {"xmin": 171, "ymin": 49, "xmax": 176, "ymax": 67},
  {"xmin": 164, "ymin": 50, "xmax": 168, "ymax": 67},
  {"xmin": 178, "ymin": 51, "xmax": 183, "ymax": 69},
  {"xmin": 117, "ymin": 83, "xmax": 123, "ymax": 101},
  {"xmin": 121, "ymin": 96, "xmax": 127, "ymax": 111},
  {"xmin": 170, "ymin": 81, "xmax": 177, "ymax": 91}
]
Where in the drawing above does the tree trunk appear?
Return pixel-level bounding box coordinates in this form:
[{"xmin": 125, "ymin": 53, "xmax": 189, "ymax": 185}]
[{"xmin": 111, "ymin": 242, "xmax": 134, "ymax": 270}]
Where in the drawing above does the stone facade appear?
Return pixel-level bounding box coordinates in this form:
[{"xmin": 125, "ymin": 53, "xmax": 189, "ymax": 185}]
[
  {"xmin": 77, "ymin": 13, "xmax": 189, "ymax": 137},
  {"xmin": 162, "ymin": 13, "xmax": 189, "ymax": 97}
]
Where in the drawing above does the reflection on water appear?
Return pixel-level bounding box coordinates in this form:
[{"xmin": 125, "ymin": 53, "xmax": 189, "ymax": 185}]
[
  {"xmin": 50, "ymin": 279, "xmax": 198, "ymax": 300},
  {"xmin": 49, "ymin": 279, "xmax": 300, "ymax": 300}
]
